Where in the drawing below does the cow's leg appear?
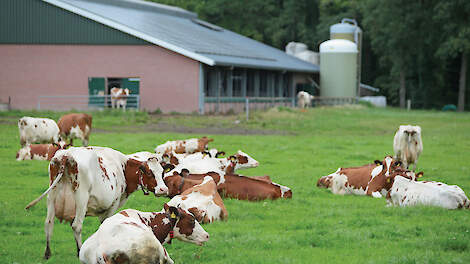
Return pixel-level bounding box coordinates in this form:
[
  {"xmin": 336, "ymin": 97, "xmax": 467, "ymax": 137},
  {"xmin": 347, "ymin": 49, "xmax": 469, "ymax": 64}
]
[
  {"xmin": 71, "ymin": 191, "xmax": 89, "ymax": 257},
  {"xmin": 44, "ymin": 194, "xmax": 56, "ymax": 259},
  {"xmin": 82, "ymin": 137, "xmax": 89, "ymax": 147}
]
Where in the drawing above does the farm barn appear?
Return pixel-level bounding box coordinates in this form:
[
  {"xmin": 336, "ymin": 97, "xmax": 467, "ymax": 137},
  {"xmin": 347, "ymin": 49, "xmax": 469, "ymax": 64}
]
[{"xmin": 0, "ymin": 0, "xmax": 318, "ymax": 113}]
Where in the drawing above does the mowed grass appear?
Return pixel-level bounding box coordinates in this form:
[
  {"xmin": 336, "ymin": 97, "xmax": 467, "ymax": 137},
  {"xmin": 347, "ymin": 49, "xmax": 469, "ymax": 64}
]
[{"xmin": 1, "ymin": 106, "xmax": 470, "ymax": 264}]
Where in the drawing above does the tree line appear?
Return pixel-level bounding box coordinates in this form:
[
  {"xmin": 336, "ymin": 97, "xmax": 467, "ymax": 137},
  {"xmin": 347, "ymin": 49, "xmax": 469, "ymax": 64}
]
[{"xmin": 150, "ymin": 0, "xmax": 469, "ymax": 111}]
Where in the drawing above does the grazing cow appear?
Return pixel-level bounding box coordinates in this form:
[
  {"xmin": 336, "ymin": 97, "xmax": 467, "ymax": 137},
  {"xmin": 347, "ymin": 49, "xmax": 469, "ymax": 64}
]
[
  {"xmin": 110, "ymin": 87, "xmax": 130, "ymax": 110},
  {"xmin": 297, "ymin": 91, "xmax": 315, "ymax": 109},
  {"xmin": 57, "ymin": 113, "xmax": 92, "ymax": 147},
  {"xmin": 317, "ymin": 156, "xmax": 409, "ymax": 198},
  {"xmin": 387, "ymin": 176, "xmax": 470, "ymax": 209},
  {"xmin": 155, "ymin": 137, "xmax": 213, "ymax": 154},
  {"xmin": 18, "ymin": 116, "xmax": 60, "ymax": 146},
  {"xmin": 25, "ymin": 146, "xmax": 169, "ymax": 259},
  {"xmin": 393, "ymin": 125, "xmax": 423, "ymax": 170},
  {"xmin": 79, "ymin": 204, "xmax": 209, "ymax": 264},
  {"xmin": 16, "ymin": 141, "xmax": 71, "ymax": 161},
  {"xmin": 168, "ymin": 176, "xmax": 228, "ymax": 223}
]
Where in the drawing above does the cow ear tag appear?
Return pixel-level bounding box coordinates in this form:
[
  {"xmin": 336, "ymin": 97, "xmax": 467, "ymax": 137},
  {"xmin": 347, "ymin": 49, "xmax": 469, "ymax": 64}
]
[
  {"xmin": 386, "ymin": 178, "xmax": 391, "ymax": 183},
  {"xmin": 230, "ymin": 156, "xmax": 236, "ymax": 162},
  {"xmin": 170, "ymin": 212, "xmax": 177, "ymax": 219},
  {"xmin": 164, "ymin": 167, "xmax": 171, "ymax": 173}
]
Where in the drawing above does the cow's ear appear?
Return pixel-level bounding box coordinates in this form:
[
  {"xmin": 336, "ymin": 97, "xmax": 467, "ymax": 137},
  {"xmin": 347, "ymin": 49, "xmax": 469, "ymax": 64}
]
[
  {"xmin": 181, "ymin": 169, "xmax": 190, "ymax": 178},
  {"xmin": 163, "ymin": 164, "xmax": 174, "ymax": 173},
  {"xmin": 374, "ymin": 160, "xmax": 383, "ymax": 166},
  {"xmin": 215, "ymin": 151, "xmax": 225, "ymax": 158},
  {"xmin": 229, "ymin": 155, "xmax": 237, "ymax": 162},
  {"xmin": 52, "ymin": 142, "xmax": 59, "ymax": 147},
  {"xmin": 416, "ymin": 171, "xmax": 424, "ymax": 178},
  {"xmin": 169, "ymin": 206, "xmax": 180, "ymax": 220},
  {"xmin": 393, "ymin": 161, "xmax": 402, "ymax": 167},
  {"xmin": 163, "ymin": 203, "xmax": 170, "ymax": 212}
]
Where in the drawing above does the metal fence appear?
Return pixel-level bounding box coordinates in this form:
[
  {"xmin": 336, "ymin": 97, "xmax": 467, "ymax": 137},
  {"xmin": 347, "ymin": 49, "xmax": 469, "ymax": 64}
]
[
  {"xmin": 204, "ymin": 97, "xmax": 295, "ymax": 115},
  {"xmin": 37, "ymin": 95, "xmax": 140, "ymax": 110},
  {"xmin": 312, "ymin": 96, "xmax": 358, "ymax": 106}
]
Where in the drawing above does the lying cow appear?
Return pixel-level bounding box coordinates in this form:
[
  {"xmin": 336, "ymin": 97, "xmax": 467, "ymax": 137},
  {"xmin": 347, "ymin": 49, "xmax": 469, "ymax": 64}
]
[
  {"xmin": 16, "ymin": 141, "xmax": 71, "ymax": 161},
  {"xmin": 387, "ymin": 176, "xmax": 470, "ymax": 209},
  {"xmin": 168, "ymin": 176, "xmax": 228, "ymax": 223},
  {"xmin": 155, "ymin": 137, "xmax": 213, "ymax": 154},
  {"xmin": 79, "ymin": 204, "xmax": 209, "ymax": 264},
  {"xmin": 317, "ymin": 156, "xmax": 414, "ymax": 198},
  {"xmin": 57, "ymin": 113, "xmax": 92, "ymax": 147},
  {"xmin": 393, "ymin": 125, "xmax": 423, "ymax": 170},
  {"xmin": 297, "ymin": 91, "xmax": 314, "ymax": 109},
  {"xmin": 25, "ymin": 146, "xmax": 169, "ymax": 259},
  {"xmin": 110, "ymin": 87, "xmax": 130, "ymax": 110},
  {"xmin": 18, "ymin": 116, "xmax": 60, "ymax": 146}
]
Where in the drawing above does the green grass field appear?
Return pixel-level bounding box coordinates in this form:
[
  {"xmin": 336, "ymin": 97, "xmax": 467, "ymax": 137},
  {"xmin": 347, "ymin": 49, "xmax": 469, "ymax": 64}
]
[{"xmin": 1, "ymin": 106, "xmax": 469, "ymax": 264}]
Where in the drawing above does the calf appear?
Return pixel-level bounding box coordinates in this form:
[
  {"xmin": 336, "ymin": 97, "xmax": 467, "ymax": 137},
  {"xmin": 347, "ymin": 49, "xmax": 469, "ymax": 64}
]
[
  {"xmin": 168, "ymin": 176, "xmax": 228, "ymax": 223},
  {"xmin": 25, "ymin": 146, "xmax": 168, "ymax": 259},
  {"xmin": 18, "ymin": 116, "xmax": 59, "ymax": 146},
  {"xmin": 79, "ymin": 204, "xmax": 209, "ymax": 264},
  {"xmin": 16, "ymin": 141, "xmax": 70, "ymax": 161},
  {"xmin": 57, "ymin": 113, "xmax": 92, "ymax": 147},
  {"xmin": 393, "ymin": 125, "xmax": 423, "ymax": 170},
  {"xmin": 155, "ymin": 137, "xmax": 213, "ymax": 154},
  {"xmin": 110, "ymin": 87, "xmax": 130, "ymax": 110},
  {"xmin": 317, "ymin": 156, "xmax": 406, "ymax": 198},
  {"xmin": 297, "ymin": 91, "xmax": 314, "ymax": 109},
  {"xmin": 387, "ymin": 176, "xmax": 470, "ymax": 209}
]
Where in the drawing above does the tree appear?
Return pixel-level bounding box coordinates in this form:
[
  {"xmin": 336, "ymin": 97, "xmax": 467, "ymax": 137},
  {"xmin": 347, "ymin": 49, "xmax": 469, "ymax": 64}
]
[{"xmin": 434, "ymin": 0, "xmax": 470, "ymax": 112}]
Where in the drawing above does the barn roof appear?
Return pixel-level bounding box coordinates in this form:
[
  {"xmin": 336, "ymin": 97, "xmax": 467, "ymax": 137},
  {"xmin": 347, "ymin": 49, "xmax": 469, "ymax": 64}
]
[{"xmin": 44, "ymin": 0, "xmax": 319, "ymax": 73}]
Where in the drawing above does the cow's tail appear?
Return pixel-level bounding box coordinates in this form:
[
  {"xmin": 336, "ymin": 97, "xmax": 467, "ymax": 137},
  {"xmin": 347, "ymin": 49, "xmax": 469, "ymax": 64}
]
[{"xmin": 25, "ymin": 160, "xmax": 66, "ymax": 210}]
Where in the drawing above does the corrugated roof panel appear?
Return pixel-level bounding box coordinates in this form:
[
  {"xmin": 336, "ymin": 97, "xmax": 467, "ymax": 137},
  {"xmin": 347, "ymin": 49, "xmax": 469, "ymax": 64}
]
[{"xmin": 49, "ymin": 0, "xmax": 319, "ymax": 72}]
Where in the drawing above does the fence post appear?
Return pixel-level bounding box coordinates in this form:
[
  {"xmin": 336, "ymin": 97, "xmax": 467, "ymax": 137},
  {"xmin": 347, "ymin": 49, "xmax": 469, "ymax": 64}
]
[
  {"xmin": 245, "ymin": 97, "xmax": 249, "ymax": 121},
  {"xmin": 137, "ymin": 95, "xmax": 140, "ymax": 110}
]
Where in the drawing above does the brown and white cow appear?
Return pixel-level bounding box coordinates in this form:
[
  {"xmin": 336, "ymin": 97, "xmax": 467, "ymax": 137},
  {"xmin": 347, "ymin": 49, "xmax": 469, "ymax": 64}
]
[
  {"xmin": 57, "ymin": 113, "xmax": 92, "ymax": 147},
  {"xmin": 155, "ymin": 137, "xmax": 213, "ymax": 154},
  {"xmin": 317, "ymin": 156, "xmax": 408, "ymax": 198},
  {"xmin": 168, "ymin": 176, "xmax": 228, "ymax": 223},
  {"xmin": 297, "ymin": 91, "xmax": 315, "ymax": 109},
  {"xmin": 393, "ymin": 125, "xmax": 423, "ymax": 170},
  {"xmin": 16, "ymin": 141, "xmax": 71, "ymax": 161},
  {"xmin": 79, "ymin": 204, "xmax": 209, "ymax": 264},
  {"xmin": 25, "ymin": 146, "xmax": 169, "ymax": 259},
  {"xmin": 110, "ymin": 87, "xmax": 130, "ymax": 110},
  {"xmin": 18, "ymin": 116, "xmax": 60, "ymax": 146}
]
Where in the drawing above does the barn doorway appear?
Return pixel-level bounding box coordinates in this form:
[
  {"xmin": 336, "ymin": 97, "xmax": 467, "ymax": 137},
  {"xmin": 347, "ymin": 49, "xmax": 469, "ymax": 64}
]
[{"xmin": 88, "ymin": 77, "xmax": 140, "ymax": 108}]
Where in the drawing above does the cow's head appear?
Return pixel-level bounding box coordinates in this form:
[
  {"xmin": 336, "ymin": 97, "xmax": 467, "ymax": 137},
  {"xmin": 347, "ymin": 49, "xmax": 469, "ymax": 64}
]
[
  {"xmin": 52, "ymin": 139, "xmax": 72, "ymax": 150},
  {"xmin": 162, "ymin": 152, "xmax": 179, "ymax": 165},
  {"xmin": 197, "ymin": 136, "xmax": 213, "ymax": 151},
  {"xmin": 164, "ymin": 203, "xmax": 209, "ymax": 246},
  {"xmin": 233, "ymin": 150, "xmax": 259, "ymax": 170},
  {"xmin": 163, "ymin": 168, "xmax": 187, "ymax": 198},
  {"xmin": 373, "ymin": 156, "xmax": 401, "ymax": 178},
  {"xmin": 145, "ymin": 157, "xmax": 170, "ymax": 196},
  {"xmin": 126, "ymin": 158, "xmax": 168, "ymax": 196}
]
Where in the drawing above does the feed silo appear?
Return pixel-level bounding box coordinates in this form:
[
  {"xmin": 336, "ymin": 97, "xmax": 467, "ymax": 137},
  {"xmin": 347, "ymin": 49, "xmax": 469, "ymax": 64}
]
[
  {"xmin": 329, "ymin": 18, "xmax": 362, "ymax": 96},
  {"xmin": 319, "ymin": 39, "xmax": 358, "ymax": 97}
]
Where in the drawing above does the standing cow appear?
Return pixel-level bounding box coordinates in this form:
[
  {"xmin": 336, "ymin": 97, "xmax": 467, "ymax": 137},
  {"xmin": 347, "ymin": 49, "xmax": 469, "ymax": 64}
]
[
  {"xmin": 393, "ymin": 125, "xmax": 423, "ymax": 170},
  {"xmin": 25, "ymin": 146, "xmax": 169, "ymax": 259},
  {"xmin": 57, "ymin": 113, "xmax": 92, "ymax": 147},
  {"xmin": 18, "ymin": 117, "xmax": 60, "ymax": 146},
  {"xmin": 16, "ymin": 141, "xmax": 71, "ymax": 161},
  {"xmin": 110, "ymin": 87, "xmax": 130, "ymax": 110},
  {"xmin": 297, "ymin": 91, "xmax": 315, "ymax": 109}
]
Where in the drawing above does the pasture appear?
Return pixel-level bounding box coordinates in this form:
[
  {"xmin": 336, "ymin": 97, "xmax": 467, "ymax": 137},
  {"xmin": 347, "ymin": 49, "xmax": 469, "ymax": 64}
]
[{"xmin": 1, "ymin": 106, "xmax": 469, "ymax": 264}]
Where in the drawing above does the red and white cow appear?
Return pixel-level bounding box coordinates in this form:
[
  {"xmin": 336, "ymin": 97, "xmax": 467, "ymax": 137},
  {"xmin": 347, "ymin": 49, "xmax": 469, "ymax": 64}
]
[
  {"xmin": 16, "ymin": 141, "xmax": 71, "ymax": 161},
  {"xmin": 317, "ymin": 156, "xmax": 409, "ymax": 198},
  {"xmin": 297, "ymin": 91, "xmax": 315, "ymax": 109},
  {"xmin": 25, "ymin": 146, "xmax": 169, "ymax": 259},
  {"xmin": 57, "ymin": 113, "xmax": 92, "ymax": 147},
  {"xmin": 155, "ymin": 137, "xmax": 213, "ymax": 154},
  {"xmin": 167, "ymin": 176, "xmax": 228, "ymax": 223},
  {"xmin": 126, "ymin": 151, "xmax": 169, "ymax": 195},
  {"xmin": 393, "ymin": 125, "xmax": 423, "ymax": 170},
  {"xmin": 79, "ymin": 204, "xmax": 209, "ymax": 264},
  {"xmin": 386, "ymin": 176, "xmax": 470, "ymax": 209},
  {"xmin": 110, "ymin": 87, "xmax": 130, "ymax": 110},
  {"xmin": 18, "ymin": 116, "xmax": 60, "ymax": 146}
]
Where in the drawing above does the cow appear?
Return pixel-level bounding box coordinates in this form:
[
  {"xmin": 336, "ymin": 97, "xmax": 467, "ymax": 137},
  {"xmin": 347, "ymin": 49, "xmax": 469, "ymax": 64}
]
[
  {"xmin": 126, "ymin": 151, "xmax": 169, "ymax": 195},
  {"xmin": 155, "ymin": 137, "xmax": 213, "ymax": 154},
  {"xmin": 57, "ymin": 113, "xmax": 92, "ymax": 147},
  {"xmin": 386, "ymin": 176, "xmax": 470, "ymax": 209},
  {"xmin": 297, "ymin": 91, "xmax": 315, "ymax": 109},
  {"xmin": 18, "ymin": 116, "xmax": 60, "ymax": 146},
  {"xmin": 168, "ymin": 176, "xmax": 228, "ymax": 223},
  {"xmin": 110, "ymin": 87, "xmax": 130, "ymax": 110},
  {"xmin": 393, "ymin": 125, "xmax": 423, "ymax": 170},
  {"xmin": 317, "ymin": 156, "xmax": 414, "ymax": 198},
  {"xmin": 79, "ymin": 204, "xmax": 209, "ymax": 264},
  {"xmin": 167, "ymin": 169, "xmax": 292, "ymax": 201},
  {"xmin": 25, "ymin": 146, "xmax": 169, "ymax": 259},
  {"xmin": 16, "ymin": 141, "xmax": 71, "ymax": 161}
]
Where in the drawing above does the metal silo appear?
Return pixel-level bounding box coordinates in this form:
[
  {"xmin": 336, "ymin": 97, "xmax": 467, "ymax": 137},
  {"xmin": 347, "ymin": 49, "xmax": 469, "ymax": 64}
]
[{"xmin": 319, "ymin": 39, "xmax": 358, "ymax": 97}]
